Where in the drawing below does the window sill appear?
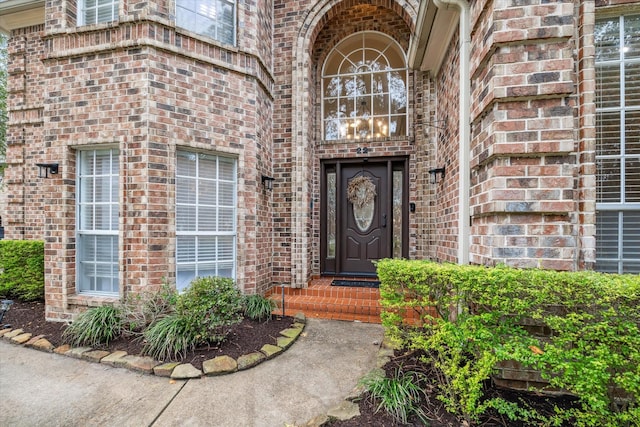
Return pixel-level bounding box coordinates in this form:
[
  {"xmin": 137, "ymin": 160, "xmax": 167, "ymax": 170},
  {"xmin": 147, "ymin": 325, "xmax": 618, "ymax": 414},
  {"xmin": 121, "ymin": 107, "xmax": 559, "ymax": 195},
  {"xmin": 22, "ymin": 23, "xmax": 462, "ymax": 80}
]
[{"xmin": 67, "ymin": 294, "xmax": 119, "ymax": 308}]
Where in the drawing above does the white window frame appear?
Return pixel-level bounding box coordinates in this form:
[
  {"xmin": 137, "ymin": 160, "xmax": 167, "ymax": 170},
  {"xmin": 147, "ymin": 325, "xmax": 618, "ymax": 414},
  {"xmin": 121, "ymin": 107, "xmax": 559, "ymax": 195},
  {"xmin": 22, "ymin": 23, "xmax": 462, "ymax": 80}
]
[
  {"xmin": 595, "ymin": 14, "xmax": 640, "ymax": 273},
  {"xmin": 321, "ymin": 31, "xmax": 408, "ymax": 141},
  {"xmin": 175, "ymin": 0, "xmax": 236, "ymax": 46},
  {"xmin": 76, "ymin": 148, "xmax": 120, "ymax": 295},
  {"xmin": 78, "ymin": 0, "xmax": 119, "ymax": 26},
  {"xmin": 175, "ymin": 150, "xmax": 237, "ymax": 291}
]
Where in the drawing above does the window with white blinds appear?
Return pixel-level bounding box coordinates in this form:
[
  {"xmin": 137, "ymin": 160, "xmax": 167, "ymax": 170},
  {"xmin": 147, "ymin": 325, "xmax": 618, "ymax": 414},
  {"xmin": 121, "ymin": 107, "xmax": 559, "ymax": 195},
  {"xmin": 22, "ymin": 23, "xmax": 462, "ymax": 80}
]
[
  {"xmin": 176, "ymin": 0, "xmax": 236, "ymax": 45},
  {"xmin": 595, "ymin": 14, "xmax": 640, "ymax": 273},
  {"xmin": 176, "ymin": 151, "xmax": 236, "ymax": 290},
  {"xmin": 78, "ymin": 0, "xmax": 119, "ymax": 26},
  {"xmin": 77, "ymin": 149, "xmax": 119, "ymax": 294}
]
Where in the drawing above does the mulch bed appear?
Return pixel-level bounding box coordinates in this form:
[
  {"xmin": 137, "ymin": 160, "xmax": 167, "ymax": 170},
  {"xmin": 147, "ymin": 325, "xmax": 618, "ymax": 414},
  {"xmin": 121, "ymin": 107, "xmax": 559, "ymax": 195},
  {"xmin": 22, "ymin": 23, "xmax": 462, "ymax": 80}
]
[
  {"xmin": 326, "ymin": 349, "xmax": 580, "ymax": 427},
  {"xmin": 3, "ymin": 300, "xmax": 580, "ymax": 426},
  {"xmin": 1, "ymin": 300, "xmax": 294, "ymax": 370}
]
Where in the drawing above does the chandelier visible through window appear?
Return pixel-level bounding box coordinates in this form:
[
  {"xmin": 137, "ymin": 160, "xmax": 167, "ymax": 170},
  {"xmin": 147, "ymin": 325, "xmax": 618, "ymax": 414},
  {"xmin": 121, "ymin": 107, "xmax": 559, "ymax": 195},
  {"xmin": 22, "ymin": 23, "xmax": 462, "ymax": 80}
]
[{"xmin": 322, "ymin": 32, "xmax": 408, "ymax": 141}]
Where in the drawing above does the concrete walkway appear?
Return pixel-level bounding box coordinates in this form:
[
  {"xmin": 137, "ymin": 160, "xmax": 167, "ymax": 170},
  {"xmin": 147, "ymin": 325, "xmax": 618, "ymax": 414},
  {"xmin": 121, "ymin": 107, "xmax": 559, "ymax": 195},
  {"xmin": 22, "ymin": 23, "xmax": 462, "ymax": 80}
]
[{"xmin": 0, "ymin": 319, "xmax": 384, "ymax": 427}]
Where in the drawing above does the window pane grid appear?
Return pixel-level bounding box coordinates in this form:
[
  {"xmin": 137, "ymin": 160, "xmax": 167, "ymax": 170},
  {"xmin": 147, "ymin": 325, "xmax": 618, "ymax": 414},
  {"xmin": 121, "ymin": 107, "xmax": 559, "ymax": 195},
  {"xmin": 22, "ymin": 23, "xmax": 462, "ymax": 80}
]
[
  {"xmin": 80, "ymin": 0, "xmax": 118, "ymax": 25},
  {"xmin": 176, "ymin": 0, "xmax": 236, "ymax": 45},
  {"xmin": 322, "ymin": 32, "xmax": 407, "ymax": 141},
  {"xmin": 595, "ymin": 14, "xmax": 640, "ymax": 273},
  {"xmin": 176, "ymin": 151, "xmax": 236, "ymax": 290},
  {"xmin": 77, "ymin": 149, "xmax": 119, "ymax": 294}
]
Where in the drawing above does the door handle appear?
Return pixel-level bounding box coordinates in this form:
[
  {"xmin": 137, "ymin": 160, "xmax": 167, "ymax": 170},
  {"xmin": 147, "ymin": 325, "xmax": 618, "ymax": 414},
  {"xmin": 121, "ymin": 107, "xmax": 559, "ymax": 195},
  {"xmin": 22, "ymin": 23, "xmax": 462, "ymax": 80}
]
[{"xmin": 382, "ymin": 214, "xmax": 387, "ymax": 228}]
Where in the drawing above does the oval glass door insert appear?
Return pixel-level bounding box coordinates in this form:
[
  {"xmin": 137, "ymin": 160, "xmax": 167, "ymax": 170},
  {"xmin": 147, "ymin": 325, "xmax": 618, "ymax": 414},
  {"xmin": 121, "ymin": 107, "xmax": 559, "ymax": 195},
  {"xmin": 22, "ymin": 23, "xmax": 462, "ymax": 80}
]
[{"xmin": 347, "ymin": 175, "xmax": 377, "ymax": 232}]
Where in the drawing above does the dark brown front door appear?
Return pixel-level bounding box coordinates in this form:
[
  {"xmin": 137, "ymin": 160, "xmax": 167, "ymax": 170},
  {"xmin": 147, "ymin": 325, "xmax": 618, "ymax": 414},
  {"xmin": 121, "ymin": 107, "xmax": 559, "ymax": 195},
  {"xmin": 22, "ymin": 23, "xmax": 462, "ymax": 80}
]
[
  {"xmin": 321, "ymin": 159, "xmax": 407, "ymax": 277},
  {"xmin": 340, "ymin": 164, "xmax": 389, "ymax": 274}
]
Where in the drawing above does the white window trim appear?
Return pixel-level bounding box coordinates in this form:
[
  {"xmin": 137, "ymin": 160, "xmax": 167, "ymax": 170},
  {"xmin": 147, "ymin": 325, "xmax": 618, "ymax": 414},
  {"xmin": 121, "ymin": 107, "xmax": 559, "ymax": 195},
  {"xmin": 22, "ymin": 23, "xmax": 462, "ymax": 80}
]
[
  {"xmin": 76, "ymin": 148, "xmax": 120, "ymax": 295},
  {"xmin": 595, "ymin": 14, "xmax": 640, "ymax": 273}
]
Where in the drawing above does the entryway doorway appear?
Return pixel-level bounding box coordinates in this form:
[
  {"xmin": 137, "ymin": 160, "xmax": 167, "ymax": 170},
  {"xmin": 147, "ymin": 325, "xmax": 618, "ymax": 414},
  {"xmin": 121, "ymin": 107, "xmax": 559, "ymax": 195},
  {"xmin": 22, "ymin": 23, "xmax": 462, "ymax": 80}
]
[{"xmin": 321, "ymin": 158, "xmax": 408, "ymax": 276}]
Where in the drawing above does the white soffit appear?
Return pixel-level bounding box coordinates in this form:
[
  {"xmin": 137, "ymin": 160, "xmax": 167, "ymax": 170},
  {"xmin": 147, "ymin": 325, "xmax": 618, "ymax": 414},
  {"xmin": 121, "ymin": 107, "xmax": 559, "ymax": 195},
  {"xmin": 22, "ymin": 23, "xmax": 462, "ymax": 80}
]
[
  {"xmin": 408, "ymin": 0, "xmax": 459, "ymax": 76},
  {"xmin": 0, "ymin": 0, "xmax": 45, "ymax": 34}
]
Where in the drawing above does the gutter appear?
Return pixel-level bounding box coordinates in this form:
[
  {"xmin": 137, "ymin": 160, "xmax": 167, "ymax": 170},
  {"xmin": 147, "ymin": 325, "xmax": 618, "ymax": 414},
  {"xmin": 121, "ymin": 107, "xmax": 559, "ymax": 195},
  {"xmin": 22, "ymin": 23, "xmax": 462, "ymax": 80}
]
[{"xmin": 432, "ymin": 0, "xmax": 471, "ymax": 265}]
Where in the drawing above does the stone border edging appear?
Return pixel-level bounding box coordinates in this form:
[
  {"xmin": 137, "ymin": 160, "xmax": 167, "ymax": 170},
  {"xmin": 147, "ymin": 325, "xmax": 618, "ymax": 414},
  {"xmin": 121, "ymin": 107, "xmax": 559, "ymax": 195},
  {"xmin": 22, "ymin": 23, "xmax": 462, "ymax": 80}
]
[
  {"xmin": 296, "ymin": 334, "xmax": 396, "ymax": 427},
  {"xmin": 0, "ymin": 312, "xmax": 307, "ymax": 380}
]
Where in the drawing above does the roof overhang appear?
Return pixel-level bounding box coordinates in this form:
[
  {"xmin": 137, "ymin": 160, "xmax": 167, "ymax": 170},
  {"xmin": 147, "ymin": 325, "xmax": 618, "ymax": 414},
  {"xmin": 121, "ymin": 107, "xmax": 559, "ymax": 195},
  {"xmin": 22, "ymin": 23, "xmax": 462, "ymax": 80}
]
[
  {"xmin": 0, "ymin": 0, "xmax": 45, "ymax": 34},
  {"xmin": 408, "ymin": 0, "xmax": 459, "ymax": 76}
]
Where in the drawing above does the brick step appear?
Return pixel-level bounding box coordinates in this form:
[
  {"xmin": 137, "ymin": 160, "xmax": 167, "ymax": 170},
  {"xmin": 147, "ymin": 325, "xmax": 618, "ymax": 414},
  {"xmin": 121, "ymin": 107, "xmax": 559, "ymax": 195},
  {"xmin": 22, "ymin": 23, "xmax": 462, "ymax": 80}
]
[{"xmin": 267, "ymin": 284, "xmax": 382, "ymax": 323}]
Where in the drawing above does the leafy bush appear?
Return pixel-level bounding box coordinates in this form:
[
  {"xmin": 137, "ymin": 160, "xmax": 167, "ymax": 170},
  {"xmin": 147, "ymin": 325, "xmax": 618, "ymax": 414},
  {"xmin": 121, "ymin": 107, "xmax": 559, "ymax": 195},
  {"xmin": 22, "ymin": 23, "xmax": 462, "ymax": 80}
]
[
  {"xmin": 378, "ymin": 259, "xmax": 640, "ymax": 426},
  {"xmin": 142, "ymin": 276, "xmax": 244, "ymax": 360},
  {"xmin": 175, "ymin": 276, "xmax": 244, "ymax": 343},
  {"xmin": 62, "ymin": 305, "xmax": 123, "ymax": 348},
  {"xmin": 243, "ymin": 294, "xmax": 275, "ymax": 321},
  {"xmin": 361, "ymin": 367, "xmax": 429, "ymax": 425},
  {"xmin": 0, "ymin": 240, "xmax": 44, "ymax": 301}
]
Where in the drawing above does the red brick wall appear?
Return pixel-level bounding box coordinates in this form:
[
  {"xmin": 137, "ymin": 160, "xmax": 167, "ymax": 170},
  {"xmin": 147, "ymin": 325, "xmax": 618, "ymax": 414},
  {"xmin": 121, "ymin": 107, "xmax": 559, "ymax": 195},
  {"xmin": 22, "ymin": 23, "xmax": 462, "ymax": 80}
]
[
  {"xmin": 466, "ymin": 0, "xmax": 582, "ymax": 270},
  {"xmin": 4, "ymin": 26, "xmax": 46, "ymax": 241},
  {"xmin": 5, "ymin": 4, "xmax": 276, "ymax": 319},
  {"xmin": 433, "ymin": 29, "xmax": 461, "ymax": 264}
]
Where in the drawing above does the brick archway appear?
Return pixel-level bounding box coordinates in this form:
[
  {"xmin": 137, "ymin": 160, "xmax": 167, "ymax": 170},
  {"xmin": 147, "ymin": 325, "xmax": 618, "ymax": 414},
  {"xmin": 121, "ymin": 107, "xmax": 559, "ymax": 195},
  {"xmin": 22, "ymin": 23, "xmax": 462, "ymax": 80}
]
[{"xmin": 289, "ymin": 0, "xmax": 419, "ymax": 287}]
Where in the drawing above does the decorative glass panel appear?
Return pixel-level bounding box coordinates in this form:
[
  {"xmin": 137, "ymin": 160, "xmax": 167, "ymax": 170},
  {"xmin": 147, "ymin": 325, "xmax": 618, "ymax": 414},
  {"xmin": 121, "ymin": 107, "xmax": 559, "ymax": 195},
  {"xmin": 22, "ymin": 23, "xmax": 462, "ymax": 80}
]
[
  {"xmin": 327, "ymin": 172, "xmax": 336, "ymax": 259},
  {"xmin": 353, "ymin": 201, "xmax": 375, "ymax": 232},
  {"xmin": 348, "ymin": 175, "xmax": 376, "ymax": 232},
  {"xmin": 322, "ymin": 32, "xmax": 407, "ymax": 140},
  {"xmin": 393, "ymin": 170, "xmax": 403, "ymax": 258}
]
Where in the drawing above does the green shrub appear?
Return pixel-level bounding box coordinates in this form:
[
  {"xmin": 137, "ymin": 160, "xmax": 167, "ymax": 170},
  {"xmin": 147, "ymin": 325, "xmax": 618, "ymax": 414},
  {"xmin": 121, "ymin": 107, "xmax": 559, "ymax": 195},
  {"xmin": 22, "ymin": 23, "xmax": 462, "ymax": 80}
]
[
  {"xmin": 175, "ymin": 276, "xmax": 244, "ymax": 343},
  {"xmin": 243, "ymin": 294, "xmax": 275, "ymax": 321},
  {"xmin": 361, "ymin": 367, "xmax": 428, "ymax": 425},
  {"xmin": 377, "ymin": 259, "xmax": 640, "ymax": 426},
  {"xmin": 62, "ymin": 305, "xmax": 123, "ymax": 348},
  {"xmin": 142, "ymin": 276, "xmax": 244, "ymax": 360},
  {"xmin": 0, "ymin": 240, "xmax": 44, "ymax": 301}
]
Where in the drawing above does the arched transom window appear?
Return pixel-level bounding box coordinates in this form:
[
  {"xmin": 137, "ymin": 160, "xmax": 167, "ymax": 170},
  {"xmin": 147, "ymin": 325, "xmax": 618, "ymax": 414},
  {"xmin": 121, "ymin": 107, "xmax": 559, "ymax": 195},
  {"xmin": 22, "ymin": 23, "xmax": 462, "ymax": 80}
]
[{"xmin": 322, "ymin": 32, "xmax": 408, "ymax": 141}]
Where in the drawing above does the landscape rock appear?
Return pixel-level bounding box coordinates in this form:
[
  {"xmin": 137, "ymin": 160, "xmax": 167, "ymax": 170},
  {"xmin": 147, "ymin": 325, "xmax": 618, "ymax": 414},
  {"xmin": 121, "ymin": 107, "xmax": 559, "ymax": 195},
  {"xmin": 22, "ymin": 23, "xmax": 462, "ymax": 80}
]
[
  {"xmin": 279, "ymin": 327, "xmax": 302, "ymax": 339},
  {"xmin": 11, "ymin": 332, "xmax": 33, "ymax": 344},
  {"xmin": 67, "ymin": 347, "xmax": 93, "ymax": 359},
  {"xmin": 326, "ymin": 400, "xmax": 360, "ymax": 420},
  {"xmin": 120, "ymin": 355, "xmax": 159, "ymax": 374},
  {"xmin": 277, "ymin": 335, "xmax": 295, "ymax": 349},
  {"xmin": 100, "ymin": 350, "xmax": 128, "ymax": 367},
  {"xmin": 2, "ymin": 328, "xmax": 24, "ymax": 340},
  {"xmin": 260, "ymin": 344, "xmax": 283, "ymax": 359},
  {"xmin": 53, "ymin": 344, "xmax": 71, "ymax": 355},
  {"xmin": 203, "ymin": 355, "xmax": 237, "ymax": 376},
  {"xmin": 30, "ymin": 338, "xmax": 55, "ymax": 352},
  {"xmin": 154, "ymin": 362, "xmax": 181, "ymax": 377},
  {"xmin": 237, "ymin": 352, "xmax": 265, "ymax": 370},
  {"xmin": 294, "ymin": 312, "xmax": 306, "ymax": 324},
  {"xmin": 171, "ymin": 363, "xmax": 202, "ymax": 379},
  {"xmin": 302, "ymin": 414, "xmax": 329, "ymax": 427},
  {"xmin": 82, "ymin": 350, "xmax": 111, "ymax": 362},
  {"xmin": 24, "ymin": 334, "xmax": 46, "ymax": 346},
  {"xmin": 0, "ymin": 328, "xmax": 13, "ymax": 337}
]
